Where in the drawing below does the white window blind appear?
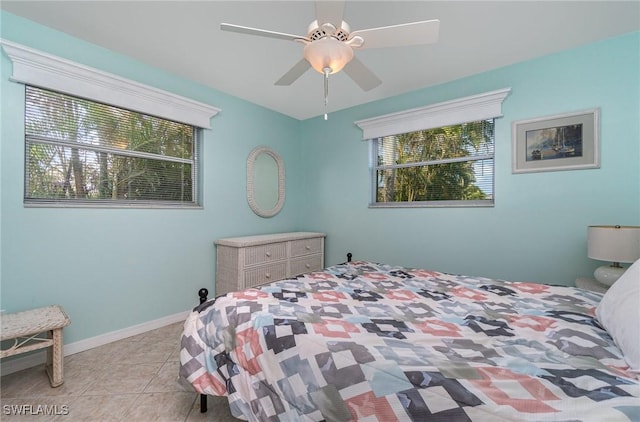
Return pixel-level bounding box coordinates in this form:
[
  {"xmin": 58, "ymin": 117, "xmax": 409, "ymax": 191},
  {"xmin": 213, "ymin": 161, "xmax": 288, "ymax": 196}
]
[
  {"xmin": 25, "ymin": 86, "xmax": 199, "ymax": 207},
  {"xmin": 372, "ymin": 120, "xmax": 495, "ymax": 207}
]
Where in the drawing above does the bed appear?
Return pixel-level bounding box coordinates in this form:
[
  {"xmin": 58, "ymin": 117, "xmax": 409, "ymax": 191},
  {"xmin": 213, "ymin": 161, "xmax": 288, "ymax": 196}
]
[{"xmin": 179, "ymin": 258, "xmax": 640, "ymax": 421}]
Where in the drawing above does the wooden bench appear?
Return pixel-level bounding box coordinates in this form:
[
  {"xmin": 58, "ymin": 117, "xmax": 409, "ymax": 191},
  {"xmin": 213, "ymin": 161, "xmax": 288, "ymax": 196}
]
[{"xmin": 1, "ymin": 305, "xmax": 71, "ymax": 387}]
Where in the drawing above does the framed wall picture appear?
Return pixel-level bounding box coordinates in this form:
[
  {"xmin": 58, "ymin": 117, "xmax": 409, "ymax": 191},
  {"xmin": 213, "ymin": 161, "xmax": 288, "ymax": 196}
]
[{"xmin": 512, "ymin": 108, "xmax": 600, "ymax": 173}]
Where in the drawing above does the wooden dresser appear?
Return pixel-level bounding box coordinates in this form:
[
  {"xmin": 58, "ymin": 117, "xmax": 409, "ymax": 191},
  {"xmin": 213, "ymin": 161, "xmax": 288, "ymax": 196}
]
[{"xmin": 215, "ymin": 232, "xmax": 325, "ymax": 295}]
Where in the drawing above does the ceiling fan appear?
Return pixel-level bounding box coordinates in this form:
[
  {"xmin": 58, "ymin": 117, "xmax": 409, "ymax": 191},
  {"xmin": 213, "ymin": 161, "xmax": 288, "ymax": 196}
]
[{"xmin": 221, "ymin": 1, "xmax": 440, "ymax": 118}]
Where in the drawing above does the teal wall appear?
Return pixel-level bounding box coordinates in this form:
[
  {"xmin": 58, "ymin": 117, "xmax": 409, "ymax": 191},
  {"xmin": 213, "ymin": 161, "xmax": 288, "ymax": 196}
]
[
  {"xmin": 300, "ymin": 32, "xmax": 640, "ymax": 285},
  {"xmin": 1, "ymin": 9, "xmax": 638, "ymax": 345},
  {"xmin": 0, "ymin": 12, "xmax": 304, "ymax": 343}
]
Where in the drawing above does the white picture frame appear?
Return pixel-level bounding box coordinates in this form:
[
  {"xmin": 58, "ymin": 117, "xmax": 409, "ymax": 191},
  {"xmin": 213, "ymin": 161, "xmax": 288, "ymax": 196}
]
[{"xmin": 512, "ymin": 108, "xmax": 600, "ymax": 173}]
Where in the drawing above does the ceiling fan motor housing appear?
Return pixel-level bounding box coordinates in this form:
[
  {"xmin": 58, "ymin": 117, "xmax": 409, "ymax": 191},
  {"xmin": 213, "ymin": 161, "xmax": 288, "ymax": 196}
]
[{"xmin": 307, "ymin": 20, "xmax": 351, "ymax": 41}]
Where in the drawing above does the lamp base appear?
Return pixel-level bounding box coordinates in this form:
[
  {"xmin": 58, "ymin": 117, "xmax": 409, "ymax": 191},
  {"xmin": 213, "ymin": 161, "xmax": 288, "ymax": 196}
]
[{"xmin": 593, "ymin": 265, "xmax": 626, "ymax": 286}]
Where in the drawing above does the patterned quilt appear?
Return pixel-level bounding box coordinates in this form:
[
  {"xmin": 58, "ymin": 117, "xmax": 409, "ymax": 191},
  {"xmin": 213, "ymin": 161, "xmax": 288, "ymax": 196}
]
[{"xmin": 179, "ymin": 261, "xmax": 639, "ymax": 421}]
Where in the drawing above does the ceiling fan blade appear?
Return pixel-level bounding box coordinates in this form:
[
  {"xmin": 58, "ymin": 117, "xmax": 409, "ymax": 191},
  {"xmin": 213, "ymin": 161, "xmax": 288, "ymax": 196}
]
[
  {"xmin": 316, "ymin": 1, "xmax": 345, "ymax": 28},
  {"xmin": 349, "ymin": 19, "xmax": 440, "ymax": 49},
  {"xmin": 343, "ymin": 57, "xmax": 381, "ymax": 91},
  {"xmin": 220, "ymin": 23, "xmax": 306, "ymax": 42},
  {"xmin": 275, "ymin": 59, "xmax": 311, "ymax": 86}
]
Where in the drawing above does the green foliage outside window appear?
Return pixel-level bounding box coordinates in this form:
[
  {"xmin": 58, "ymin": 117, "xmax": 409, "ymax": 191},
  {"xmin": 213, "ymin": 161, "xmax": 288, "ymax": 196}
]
[
  {"xmin": 25, "ymin": 86, "xmax": 197, "ymax": 206},
  {"xmin": 374, "ymin": 120, "xmax": 494, "ymax": 206}
]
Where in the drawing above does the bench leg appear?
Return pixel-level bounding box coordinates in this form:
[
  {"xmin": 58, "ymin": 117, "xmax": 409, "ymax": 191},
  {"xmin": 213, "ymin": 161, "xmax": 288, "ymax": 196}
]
[{"xmin": 45, "ymin": 328, "xmax": 64, "ymax": 387}]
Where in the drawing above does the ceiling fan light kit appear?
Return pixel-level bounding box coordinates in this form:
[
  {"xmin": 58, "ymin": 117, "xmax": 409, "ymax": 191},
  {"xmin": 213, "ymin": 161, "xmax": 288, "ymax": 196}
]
[
  {"xmin": 220, "ymin": 1, "xmax": 440, "ymax": 119},
  {"xmin": 303, "ymin": 38, "xmax": 354, "ymax": 75}
]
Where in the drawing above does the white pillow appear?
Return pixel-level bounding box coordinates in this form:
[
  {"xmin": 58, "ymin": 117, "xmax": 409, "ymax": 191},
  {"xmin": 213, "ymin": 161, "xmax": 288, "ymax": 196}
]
[{"xmin": 596, "ymin": 258, "xmax": 640, "ymax": 373}]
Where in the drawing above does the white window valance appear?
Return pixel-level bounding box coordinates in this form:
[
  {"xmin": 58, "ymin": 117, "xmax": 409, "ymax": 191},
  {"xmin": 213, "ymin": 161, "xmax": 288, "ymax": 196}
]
[
  {"xmin": 354, "ymin": 88, "xmax": 511, "ymax": 140},
  {"xmin": 1, "ymin": 39, "xmax": 221, "ymax": 129}
]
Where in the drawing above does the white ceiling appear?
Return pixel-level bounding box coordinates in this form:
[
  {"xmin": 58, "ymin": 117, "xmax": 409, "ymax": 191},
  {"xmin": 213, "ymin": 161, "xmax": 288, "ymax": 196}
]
[{"xmin": 2, "ymin": 1, "xmax": 639, "ymax": 120}]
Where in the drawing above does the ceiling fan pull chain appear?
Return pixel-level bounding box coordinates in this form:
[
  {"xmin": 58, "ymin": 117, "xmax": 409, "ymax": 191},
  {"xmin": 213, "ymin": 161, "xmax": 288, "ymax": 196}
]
[{"xmin": 323, "ymin": 67, "xmax": 330, "ymax": 120}]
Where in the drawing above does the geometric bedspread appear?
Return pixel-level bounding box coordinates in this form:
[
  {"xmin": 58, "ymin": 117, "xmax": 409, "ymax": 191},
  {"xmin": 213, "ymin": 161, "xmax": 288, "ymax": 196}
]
[{"xmin": 179, "ymin": 261, "xmax": 640, "ymax": 421}]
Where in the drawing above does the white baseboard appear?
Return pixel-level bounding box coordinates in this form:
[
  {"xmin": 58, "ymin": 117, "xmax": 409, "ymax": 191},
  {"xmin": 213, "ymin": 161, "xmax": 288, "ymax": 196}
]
[{"xmin": 1, "ymin": 310, "xmax": 190, "ymax": 376}]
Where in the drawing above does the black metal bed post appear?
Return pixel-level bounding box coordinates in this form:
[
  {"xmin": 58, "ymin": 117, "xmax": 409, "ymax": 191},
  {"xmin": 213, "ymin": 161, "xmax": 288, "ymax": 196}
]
[
  {"xmin": 347, "ymin": 252, "xmax": 352, "ymax": 262},
  {"xmin": 198, "ymin": 288, "xmax": 209, "ymax": 413}
]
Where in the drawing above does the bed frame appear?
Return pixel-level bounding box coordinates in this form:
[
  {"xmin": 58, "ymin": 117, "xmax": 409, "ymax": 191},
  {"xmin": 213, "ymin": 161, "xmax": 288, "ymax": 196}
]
[{"xmin": 196, "ymin": 253, "xmax": 352, "ymax": 413}]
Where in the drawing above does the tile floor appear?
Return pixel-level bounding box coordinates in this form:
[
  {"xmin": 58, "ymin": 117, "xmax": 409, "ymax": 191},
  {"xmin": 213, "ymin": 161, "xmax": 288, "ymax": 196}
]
[{"xmin": 1, "ymin": 322, "xmax": 242, "ymax": 421}]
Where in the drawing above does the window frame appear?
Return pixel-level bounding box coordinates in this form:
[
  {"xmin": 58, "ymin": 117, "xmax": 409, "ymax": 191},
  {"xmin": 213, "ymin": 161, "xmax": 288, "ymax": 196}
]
[
  {"xmin": 355, "ymin": 88, "xmax": 511, "ymax": 208},
  {"xmin": 23, "ymin": 86, "xmax": 202, "ymax": 208},
  {"xmin": 369, "ymin": 121, "xmax": 496, "ymax": 208},
  {"xmin": 1, "ymin": 40, "xmax": 220, "ymax": 209}
]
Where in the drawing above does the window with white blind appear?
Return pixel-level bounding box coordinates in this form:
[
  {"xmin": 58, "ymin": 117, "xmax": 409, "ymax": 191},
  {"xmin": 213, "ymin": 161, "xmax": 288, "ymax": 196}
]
[
  {"xmin": 25, "ymin": 86, "xmax": 199, "ymax": 207},
  {"xmin": 372, "ymin": 120, "xmax": 495, "ymax": 206},
  {"xmin": 355, "ymin": 88, "xmax": 510, "ymax": 208},
  {"xmin": 2, "ymin": 40, "xmax": 220, "ymax": 208}
]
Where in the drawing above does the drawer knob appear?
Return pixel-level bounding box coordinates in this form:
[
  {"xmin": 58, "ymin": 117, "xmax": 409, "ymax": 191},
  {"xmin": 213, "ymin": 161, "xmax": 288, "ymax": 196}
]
[
  {"xmin": 305, "ymin": 245, "xmax": 311, "ymax": 250},
  {"xmin": 265, "ymin": 252, "xmax": 271, "ymax": 257},
  {"xmin": 305, "ymin": 263, "xmax": 311, "ymax": 268},
  {"xmin": 265, "ymin": 273, "xmax": 271, "ymax": 278}
]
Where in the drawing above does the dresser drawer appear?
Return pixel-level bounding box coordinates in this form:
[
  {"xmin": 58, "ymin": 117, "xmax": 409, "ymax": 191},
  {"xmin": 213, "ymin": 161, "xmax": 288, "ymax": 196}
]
[
  {"xmin": 243, "ymin": 263, "xmax": 287, "ymax": 289},
  {"xmin": 216, "ymin": 232, "xmax": 325, "ymax": 294},
  {"xmin": 290, "ymin": 237, "xmax": 323, "ymax": 257},
  {"xmin": 244, "ymin": 242, "xmax": 287, "ymax": 266},
  {"xmin": 290, "ymin": 254, "xmax": 323, "ymax": 276}
]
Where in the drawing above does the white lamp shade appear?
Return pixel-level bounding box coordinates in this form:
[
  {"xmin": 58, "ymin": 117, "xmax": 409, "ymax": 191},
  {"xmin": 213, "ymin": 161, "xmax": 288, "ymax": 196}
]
[
  {"xmin": 303, "ymin": 38, "xmax": 354, "ymax": 74},
  {"xmin": 588, "ymin": 225, "xmax": 640, "ymax": 263}
]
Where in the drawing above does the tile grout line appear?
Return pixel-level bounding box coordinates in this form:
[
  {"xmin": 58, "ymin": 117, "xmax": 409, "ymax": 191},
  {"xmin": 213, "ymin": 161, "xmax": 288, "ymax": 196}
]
[{"xmin": 0, "ymin": 323, "xmax": 213, "ymax": 421}]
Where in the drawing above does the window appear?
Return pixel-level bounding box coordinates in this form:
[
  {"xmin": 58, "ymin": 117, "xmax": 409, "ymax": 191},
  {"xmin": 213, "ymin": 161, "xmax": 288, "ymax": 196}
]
[
  {"xmin": 355, "ymin": 88, "xmax": 511, "ymax": 208},
  {"xmin": 25, "ymin": 86, "xmax": 199, "ymax": 207},
  {"xmin": 373, "ymin": 120, "xmax": 495, "ymax": 206},
  {"xmin": 2, "ymin": 40, "xmax": 220, "ymax": 208}
]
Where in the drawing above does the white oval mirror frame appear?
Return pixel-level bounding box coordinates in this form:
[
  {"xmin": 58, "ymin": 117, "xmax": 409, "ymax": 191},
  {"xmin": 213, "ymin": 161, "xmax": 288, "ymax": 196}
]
[{"xmin": 247, "ymin": 146, "xmax": 285, "ymax": 218}]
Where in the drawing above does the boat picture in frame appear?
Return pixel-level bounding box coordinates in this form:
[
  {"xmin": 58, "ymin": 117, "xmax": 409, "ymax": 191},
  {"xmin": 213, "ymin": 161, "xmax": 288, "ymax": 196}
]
[
  {"xmin": 527, "ymin": 124, "xmax": 580, "ymax": 161},
  {"xmin": 512, "ymin": 108, "xmax": 600, "ymax": 173}
]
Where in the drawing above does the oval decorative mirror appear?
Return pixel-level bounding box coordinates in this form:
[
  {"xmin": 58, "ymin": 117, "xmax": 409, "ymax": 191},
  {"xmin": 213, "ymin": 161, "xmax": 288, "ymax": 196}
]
[{"xmin": 247, "ymin": 146, "xmax": 285, "ymax": 218}]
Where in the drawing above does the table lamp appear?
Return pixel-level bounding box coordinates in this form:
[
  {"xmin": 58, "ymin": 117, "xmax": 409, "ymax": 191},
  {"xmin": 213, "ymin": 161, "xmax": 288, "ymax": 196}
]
[{"xmin": 587, "ymin": 225, "xmax": 640, "ymax": 286}]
